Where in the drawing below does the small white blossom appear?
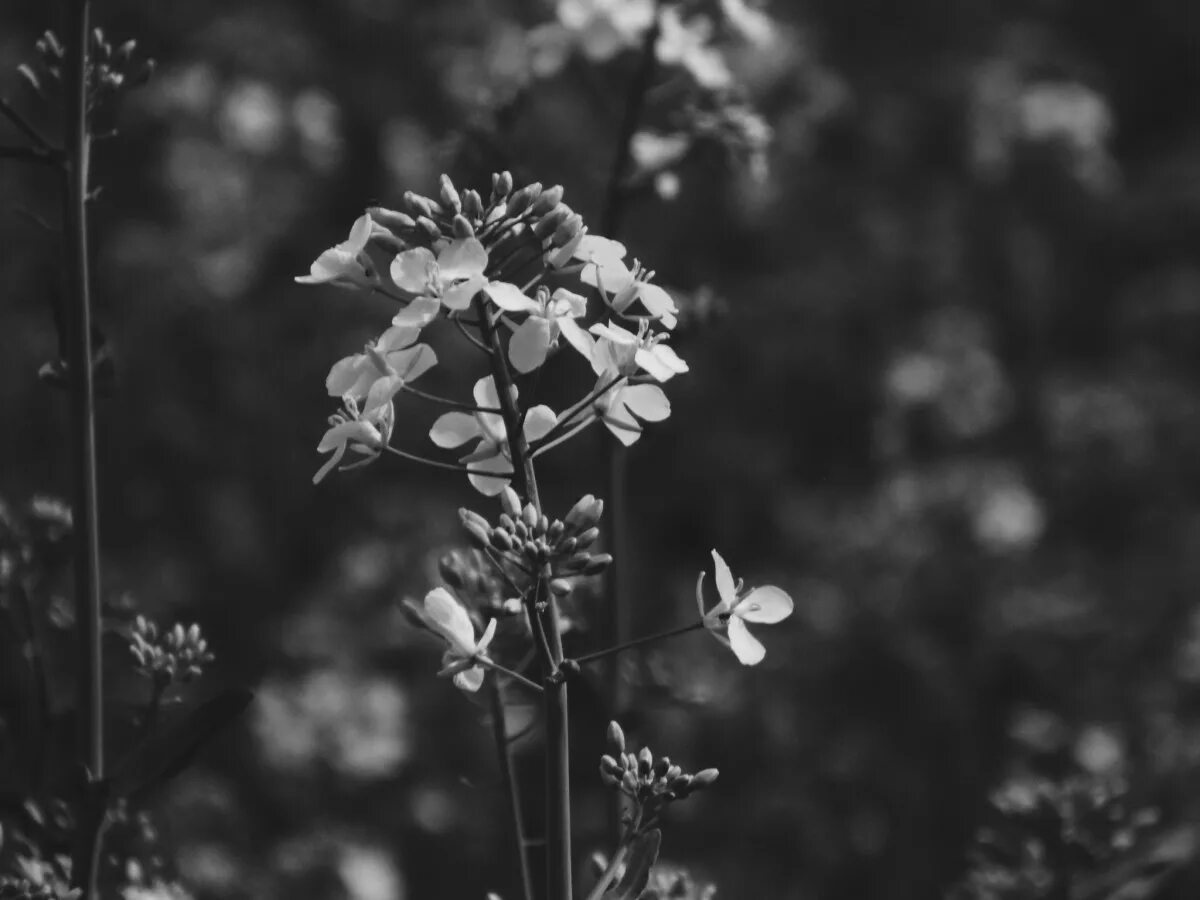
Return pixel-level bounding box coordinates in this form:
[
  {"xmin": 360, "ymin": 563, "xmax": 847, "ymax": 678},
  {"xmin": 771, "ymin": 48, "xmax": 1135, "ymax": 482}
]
[
  {"xmin": 589, "ymin": 320, "xmax": 688, "ymax": 382},
  {"xmin": 391, "ymin": 237, "xmax": 523, "ymax": 313},
  {"xmin": 314, "ymin": 396, "xmax": 393, "ymax": 485},
  {"xmin": 573, "ymin": 235, "xmax": 678, "ymax": 328},
  {"xmin": 407, "ymin": 587, "xmax": 498, "ymax": 692},
  {"xmin": 326, "ymin": 325, "xmax": 437, "ymax": 414},
  {"xmin": 591, "ymin": 374, "xmax": 671, "ymax": 446},
  {"xmin": 491, "ymin": 286, "xmax": 592, "ymax": 373},
  {"xmin": 429, "ymin": 376, "xmax": 556, "ymax": 495},
  {"xmin": 295, "ymin": 214, "xmax": 377, "ymax": 289},
  {"xmin": 656, "ymin": 6, "xmax": 732, "ymax": 90},
  {"xmin": 696, "ymin": 550, "xmax": 793, "ymax": 665}
]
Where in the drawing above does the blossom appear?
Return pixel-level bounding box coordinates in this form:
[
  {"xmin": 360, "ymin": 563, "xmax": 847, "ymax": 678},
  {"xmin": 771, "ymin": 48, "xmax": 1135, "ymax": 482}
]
[
  {"xmin": 527, "ymin": 0, "xmax": 655, "ymax": 77},
  {"xmin": 407, "ymin": 587, "xmax": 497, "ymax": 692},
  {"xmin": 295, "ymin": 214, "xmax": 378, "ymax": 288},
  {"xmin": 490, "ymin": 286, "xmax": 592, "ymax": 373},
  {"xmin": 656, "ymin": 6, "xmax": 732, "ymax": 90},
  {"xmin": 696, "ymin": 550, "xmax": 793, "ymax": 665},
  {"xmin": 589, "ymin": 320, "xmax": 688, "ymax": 382},
  {"xmin": 313, "ymin": 396, "xmax": 393, "ymax": 485},
  {"xmin": 590, "ymin": 374, "xmax": 671, "ymax": 446},
  {"xmin": 573, "ymin": 235, "xmax": 679, "ymax": 328},
  {"xmin": 391, "ymin": 237, "xmax": 524, "ymax": 313},
  {"xmin": 429, "ymin": 377, "xmax": 556, "ymax": 495},
  {"xmin": 325, "ymin": 325, "xmax": 437, "ymax": 414}
]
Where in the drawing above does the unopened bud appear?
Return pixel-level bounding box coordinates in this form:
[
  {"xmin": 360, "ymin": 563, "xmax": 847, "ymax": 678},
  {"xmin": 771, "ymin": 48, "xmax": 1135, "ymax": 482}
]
[
  {"xmin": 608, "ymin": 720, "xmax": 626, "ymax": 753},
  {"xmin": 600, "ymin": 754, "xmax": 623, "ymax": 777},
  {"xmin": 512, "ymin": 519, "xmax": 528, "ymax": 540},
  {"xmin": 530, "ymin": 184, "xmax": 564, "ymax": 216},
  {"xmin": 637, "ymin": 747, "xmax": 653, "ymax": 778},
  {"xmin": 500, "ymin": 487, "xmax": 522, "ymax": 517},
  {"xmin": 653, "ymin": 757, "xmax": 671, "ymax": 779},
  {"xmin": 417, "ymin": 216, "xmax": 441, "ymax": 243},
  {"xmin": 490, "ymin": 529, "xmax": 514, "ymax": 552},
  {"xmin": 532, "ymin": 206, "xmax": 570, "ymax": 240},
  {"xmin": 575, "ymin": 527, "xmax": 600, "ymax": 550},
  {"xmin": 549, "ymin": 578, "xmax": 573, "ymax": 597},
  {"xmin": 582, "ymin": 553, "xmax": 613, "ymax": 576},
  {"xmin": 462, "ymin": 189, "xmax": 483, "ymax": 220},
  {"xmin": 521, "ymin": 504, "xmax": 538, "ymax": 529},
  {"xmin": 506, "ymin": 182, "xmax": 542, "ymax": 217},
  {"xmin": 368, "ymin": 207, "xmax": 416, "ymax": 232},
  {"xmin": 537, "ymin": 514, "xmax": 549, "ymax": 535},
  {"xmin": 498, "ymin": 513, "xmax": 516, "ymax": 532},
  {"xmin": 492, "ymin": 170, "xmax": 513, "ymax": 200},
  {"xmin": 404, "ymin": 191, "xmax": 434, "ymax": 218},
  {"xmin": 564, "ymin": 494, "xmax": 597, "ymax": 528},
  {"xmin": 452, "ymin": 214, "xmax": 474, "ymax": 238},
  {"xmin": 459, "ymin": 508, "xmax": 492, "ymax": 549},
  {"xmin": 552, "ymin": 212, "xmax": 584, "ymax": 246},
  {"xmin": 669, "ymin": 774, "xmax": 694, "ymax": 796},
  {"xmin": 665, "ymin": 765, "xmax": 681, "ymax": 781},
  {"xmin": 600, "ymin": 768, "xmax": 622, "ymax": 789},
  {"xmin": 621, "ymin": 771, "xmax": 639, "ymax": 795},
  {"xmin": 523, "ymin": 540, "xmax": 539, "ymax": 560},
  {"xmin": 548, "ymin": 520, "xmax": 564, "ymax": 542},
  {"xmin": 564, "ymin": 551, "xmax": 591, "ymax": 571},
  {"xmin": 557, "ymin": 536, "xmax": 577, "ymax": 555},
  {"xmin": 439, "ymin": 174, "xmax": 462, "ymax": 213},
  {"xmin": 691, "ymin": 768, "xmax": 719, "ymax": 788}
]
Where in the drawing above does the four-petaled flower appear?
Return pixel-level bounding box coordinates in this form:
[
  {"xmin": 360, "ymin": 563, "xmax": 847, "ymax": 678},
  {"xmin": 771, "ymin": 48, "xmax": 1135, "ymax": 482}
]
[
  {"xmin": 295, "ymin": 214, "xmax": 379, "ymax": 289},
  {"xmin": 491, "ymin": 286, "xmax": 593, "ymax": 373},
  {"xmin": 573, "ymin": 235, "xmax": 679, "ymax": 328},
  {"xmin": 313, "ymin": 396, "xmax": 394, "ymax": 485},
  {"xmin": 589, "ymin": 320, "xmax": 689, "ymax": 382},
  {"xmin": 430, "ymin": 376, "xmax": 557, "ymax": 495},
  {"xmin": 325, "ymin": 325, "xmax": 437, "ymax": 414},
  {"xmin": 407, "ymin": 587, "xmax": 497, "ymax": 692},
  {"xmin": 589, "ymin": 373, "xmax": 671, "ymax": 446},
  {"xmin": 696, "ymin": 550, "xmax": 793, "ymax": 665},
  {"xmin": 391, "ymin": 237, "xmax": 527, "ymax": 317}
]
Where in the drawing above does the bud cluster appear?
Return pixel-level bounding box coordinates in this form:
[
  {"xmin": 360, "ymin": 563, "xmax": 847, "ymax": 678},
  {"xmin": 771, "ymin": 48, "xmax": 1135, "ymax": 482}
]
[
  {"xmin": 18, "ymin": 29, "xmax": 154, "ymax": 101},
  {"xmin": 599, "ymin": 722, "xmax": 718, "ymax": 829},
  {"xmin": 459, "ymin": 489, "xmax": 611, "ymax": 602},
  {"xmin": 129, "ymin": 617, "xmax": 214, "ymax": 688},
  {"xmin": 369, "ymin": 172, "xmax": 585, "ymax": 284}
]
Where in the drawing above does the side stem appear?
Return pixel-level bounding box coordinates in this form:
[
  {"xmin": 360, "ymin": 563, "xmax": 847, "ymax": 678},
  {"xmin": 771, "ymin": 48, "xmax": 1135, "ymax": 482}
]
[{"xmin": 488, "ymin": 680, "xmax": 535, "ymax": 900}]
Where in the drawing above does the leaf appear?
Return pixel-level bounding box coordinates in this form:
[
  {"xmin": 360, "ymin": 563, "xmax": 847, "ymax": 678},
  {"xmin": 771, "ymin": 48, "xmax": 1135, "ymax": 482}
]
[
  {"xmin": 110, "ymin": 688, "xmax": 252, "ymax": 803},
  {"xmin": 605, "ymin": 829, "xmax": 661, "ymax": 900}
]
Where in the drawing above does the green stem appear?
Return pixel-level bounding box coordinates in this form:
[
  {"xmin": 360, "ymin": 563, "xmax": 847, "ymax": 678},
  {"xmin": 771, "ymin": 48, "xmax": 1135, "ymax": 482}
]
[
  {"xmin": 487, "ymin": 680, "xmax": 535, "ymax": 900},
  {"xmin": 570, "ymin": 621, "xmax": 705, "ymax": 666},
  {"xmin": 400, "ymin": 382, "xmax": 501, "ymax": 414},
  {"xmin": 583, "ymin": 842, "xmax": 630, "ymax": 900},
  {"xmin": 62, "ymin": 2, "xmax": 105, "ymax": 898},
  {"xmin": 481, "ymin": 658, "xmax": 544, "ymax": 694}
]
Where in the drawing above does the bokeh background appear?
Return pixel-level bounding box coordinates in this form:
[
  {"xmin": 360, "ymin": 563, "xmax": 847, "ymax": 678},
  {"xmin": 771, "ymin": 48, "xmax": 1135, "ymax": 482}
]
[{"xmin": 3, "ymin": 0, "xmax": 1200, "ymax": 898}]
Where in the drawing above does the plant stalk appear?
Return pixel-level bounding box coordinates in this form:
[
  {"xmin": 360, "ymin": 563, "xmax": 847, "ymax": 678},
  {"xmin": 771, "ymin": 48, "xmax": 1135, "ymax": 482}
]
[{"xmin": 488, "ymin": 680, "xmax": 535, "ymax": 900}]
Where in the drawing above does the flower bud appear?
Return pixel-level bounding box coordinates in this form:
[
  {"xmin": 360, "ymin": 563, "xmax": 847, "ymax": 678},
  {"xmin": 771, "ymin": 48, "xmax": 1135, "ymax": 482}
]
[
  {"xmin": 459, "ymin": 508, "xmax": 492, "ymax": 549},
  {"xmin": 600, "ymin": 754, "xmax": 623, "ymax": 777},
  {"xmin": 552, "ymin": 212, "xmax": 585, "ymax": 246},
  {"xmin": 557, "ymin": 536, "xmax": 577, "ymax": 555},
  {"xmin": 520, "ymin": 504, "xmax": 537, "ymax": 529},
  {"xmin": 462, "ymin": 189, "xmax": 483, "ymax": 220},
  {"xmin": 530, "ymin": 184, "xmax": 564, "ymax": 216},
  {"xmin": 492, "ymin": 170, "xmax": 513, "ymax": 201},
  {"xmin": 452, "ymin": 214, "xmax": 474, "ymax": 239},
  {"xmin": 653, "ymin": 756, "xmax": 671, "ymax": 779},
  {"xmin": 575, "ymin": 526, "xmax": 600, "ymax": 550},
  {"xmin": 669, "ymin": 774, "xmax": 694, "ymax": 796},
  {"xmin": 582, "ymin": 554, "xmax": 613, "ymax": 576},
  {"xmin": 512, "ymin": 519, "xmax": 528, "ymax": 541},
  {"xmin": 404, "ymin": 191, "xmax": 434, "ymax": 218},
  {"xmin": 621, "ymin": 771, "xmax": 639, "ymax": 795},
  {"xmin": 600, "ymin": 767, "xmax": 622, "ymax": 789},
  {"xmin": 417, "ymin": 216, "xmax": 442, "ymax": 243},
  {"xmin": 537, "ymin": 514, "xmax": 549, "ymax": 535},
  {"xmin": 691, "ymin": 768, "xmax": 719, "ymax": 789},
  {"xmin": 547, "ymin": 227, "xmax": 586, "ymax": 268},
  {"xmin": 608, "ymin": 720, "xmax": 626, "ymax": 753},
  {"xmin": 548, "ymin": 519, "xmax": 564, "ymax": 542},
  {"xmin": 564, "ymin": 494, "xmax": 597, "ymax": 529},
  {"xmin": 637, "ymin": 747, "xmax": 653, "ymax": 778},
  {"xmin": 498, "ymin": 513, "xmax": 516, "ymax": 532},
  {"xmin": 549, "ymin": 578, "xmax": 573, "ymax": 597},
  {"xmin": 523, "ymin": 539, "xmax": 540, "ymax": 560},
  {"xmin": 439, "ymin": 174, "xmax": 462, "ymax": 214},
  {"xmin": 532, "ymin": 206, "xmax": 570, "ymax": 240},
  {"xmin": 490, "ymin": 529, "xmax": 514, "ymax": 552},
  {"xmin": 587, "ymin": 498, "xmax": 605, "ymax": 523},
  {"xmin": 506, "ymin": 182, "xmax": 542, "ymax": 218},
  {"xmin": 369, "ymin": 207, "xmax": 416, "ymax": 232},
  {"xmin": 665, "ymin": 765, "xmax": 681, "ymax": 781},
  {"xmin": 564, "ymin": 551, "xmax": 591, "ymax": 571}
]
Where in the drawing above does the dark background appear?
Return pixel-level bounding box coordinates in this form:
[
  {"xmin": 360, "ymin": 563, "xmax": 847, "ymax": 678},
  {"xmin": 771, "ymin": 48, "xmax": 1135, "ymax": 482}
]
[{"xmin": 3, "ymin": 0, "xmax": 1200, "ymax": 898}]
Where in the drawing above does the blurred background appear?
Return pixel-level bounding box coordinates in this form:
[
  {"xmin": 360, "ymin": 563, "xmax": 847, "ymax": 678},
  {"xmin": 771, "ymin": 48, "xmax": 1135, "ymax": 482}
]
[{"xmin": 2, "ymin": 0, "xmax": 1200, "ymax": 898}]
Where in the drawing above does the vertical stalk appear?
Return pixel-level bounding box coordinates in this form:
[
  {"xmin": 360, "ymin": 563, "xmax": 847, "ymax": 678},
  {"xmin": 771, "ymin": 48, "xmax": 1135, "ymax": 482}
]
[
  {"xmin": 476, "ymin": 300, "xmax": 573, "ymax": 900},
  {"xmin": 62, "ymin": 2, "xmax": 105, "ymax": 897},
  {"xmin": 598, "ymin": 2, "xmax": 663, "ymax": 850},
  {"xmin": 488, "ymin": 680, "xmax": 535, "ymax": 900}
]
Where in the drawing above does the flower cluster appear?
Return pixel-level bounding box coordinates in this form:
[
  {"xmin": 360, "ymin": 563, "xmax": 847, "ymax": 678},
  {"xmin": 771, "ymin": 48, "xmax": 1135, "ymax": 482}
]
[
  {"xmin": 128, "ymin": 617, "xmax": 214, "ymax": 687},
  {"xmin": 0, "ymin": 879, "xmax": 57, "ymax": 900},
  {"xmin": 403, "ymin": 588, "xmax": 497, "ymax": 693},
  {"xmin": 297, "ymin": 173, "xmax": 686, "ymax": 490},
  {"xmin": 696, "ymin": 549, "xmax": 792, "ymax": 665},
  {"xmin": 18, "ymin": 28, "xmax": 154, "ymax": 101},
  {"xmin": 600, "ymin": 722, "xmax": 718, "ymax": 832}
]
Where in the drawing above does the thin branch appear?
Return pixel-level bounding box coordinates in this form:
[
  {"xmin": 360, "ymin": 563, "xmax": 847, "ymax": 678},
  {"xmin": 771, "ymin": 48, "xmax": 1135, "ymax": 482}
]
[
  {"xmin": 546, "ymin": 376, "xmax": 626, "ymax": 438},
  {"xmin": 453, "ymin": 314, "xmax": 492, "ymax": 353},
  {"xmin": 401, "ymin": 383, "xmax": 500, "ymax": 414},
  {"xmin": 531, "ymin": 414, "xmax": 598, "ymax": 458},
  {"xmin": 481, "ymin": 658, "xmax": 544, "ymax": 694},
  {"xmin": 0, "ymin": 96, "xmax": 52, "ymax": 149},
  {"xmin": 583, "ymin": 842, "xmax": 631, "ymax": 900},
  {"xmin": 571, "ymin": 621, "xmax": 706, "ymax": 666},
  {"xmin": 382, "ymin": 444, "xmax": 513, "ymax": 479}
]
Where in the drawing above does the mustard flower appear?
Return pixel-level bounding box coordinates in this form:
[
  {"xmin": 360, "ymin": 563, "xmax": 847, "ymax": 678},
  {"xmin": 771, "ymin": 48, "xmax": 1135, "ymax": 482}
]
[
  {"xmin": 573, "ymin": 235, "xmax": 679, "ymax": 328},
  {"xmin": 390, "ymin": 236, "xmax": 522, "ymax": 313},
  {"xmin": 295, "ymin": 214, "xmax": 377, "ymax": 289},
  {"xmin": 429, "ymin": 376, "xmax": 556, "ymax": 495},
  {"xmin": 591, "ymin": 374, "xmax": 671, "ymax": 446},
  {"xmin": 527, "ymin": 0, "xmax": 655, "ymax": 77},
  {"xmin": 313, "ymin": 396, "xmax": 394, "ymax": 485},
  {"xmin": 490, "ymin": 286, "xmax": 592, "ymax": 373},
  {"xmin": 325, "ymin": 325, "xmax": 437, "ymax": 414},
  {"xmin": 408, "ymin": 587, "xmax": 497, "ymax": 693},
  {"xmin": 696, "ymin": 550, "xmax": 793, "ymax": 665},
  {"xmin": 589, "ymin": 320, "xmax": 688, "ymax": 382},
  {"xmin": 656, "ymin": 6, "xmax": 732, "ymax": 90}
]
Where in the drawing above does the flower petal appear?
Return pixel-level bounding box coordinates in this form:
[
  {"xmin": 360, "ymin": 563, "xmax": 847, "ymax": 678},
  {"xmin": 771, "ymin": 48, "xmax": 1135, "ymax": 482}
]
[
  {"xmin": 735, "ymin": 586, "xmax": 794, "ymax": 624},
  {"xmin": 711, "ymin": 550, "xmax": 737, "ymax": 608},
  {"xmin": 391, "ymin": 296, "xmax": 442, "ymax": 328},
  {"xmin": 557, "ymin": 317, "xmax": 595, "ymax": 362},
  {"xmin": 364, "ymin": 375, "xmax": 407, "ymax": 415},
  {"xmin": 634, "ymin": 347, "xmax": 680, "ymax": 383},
  {"xmin": 620, "ymin": 384, "xmax": 670, "ymax": 422},
  {"xmin": 634, "ymin": 283, "xmax": 678, "ymax": 329},
  {"xmin": 347, "ymin": 213, "xmax": 374, "ymax": 251},
  {"xmin": 318, "ymin": 421, "xmax": 378, "ymax": 453},
  {"xmin": 726, "ymin": 616, "xmax": 766, "ymax": 665},
  {"xmin": 325, "ymin": 354, "xmax": 375, "ymax": 398},
  {"xmin": 467, "ymin": 453, "xmax": 514, "ymax": 496},
  {"xmin": 523, "ymin": 405, "xmax": 558, "ymax": 442},
  {"xmin": 443, "ymin": 273, "xmax": 487, "ymax": 310},
  {"xmin": 430, "ymin": 412, "xmax": 483, "ymax": 448},
  {"xmin": 388, "ymin": 343, "xmax": 437, "ymax": 382},
  {"xmin": 453, "ymin": 665, "xmax": 486, "ymax": 692},
  {"xmin": 550, "ymin": 288, "xmax": 588, "ymax": 318},
  {"xmin": 477, "ymin": 618, "xmax": 498, "ymax": 652},
  {"xmin": 437, "ymin": 238, "xmax": 488, "ymax": 279},
  {"xmin": 390, "ymin": 247, "xmax": 436, "ymax": 294},
  {"xmin": 312, "ymin": 441, "xmax": 347, "ymax": 484},
  {"xmin": 487, "ymin": 281, "xmax": 541, "ymax": 313},
  {"xmin": 375, "ymin": 325, "xmax": 420, "ymax": 352},
  {"xmin": 423, "ymin": 587, "xmax": 477, "ymax": 654},
  {"xmin": 509, "ymin": 317, "xmax": 552, "ymax": 373},
  {"xmin": 473, "ymin": 375, "xmax": 504, "ymax": 410}
]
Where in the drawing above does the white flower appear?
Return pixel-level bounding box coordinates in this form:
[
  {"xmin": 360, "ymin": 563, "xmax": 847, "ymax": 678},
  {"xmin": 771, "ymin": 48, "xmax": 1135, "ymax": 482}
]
[
  {"xmin": 325, "ymin": 325, "xmax": 437, "ymax": 414},
  {"xmin": 429, "ymin": 376, "xmax": 556, "ymax": 495},
  {"xmin": 656, "ymin": 6, "xmax": 732, "ymax": 90},
  {"xmin": 573, "ymin": 235, "xmax": 678, "ymax": 328},
  {"xmin": 490, "ymin": 286, "xmax": 592, "ymax": 373},
  {"xmin": 313, "ymin": 396, "xmax": 393, "ymax": 485},
  {"xmin": 590, "ymin": 374, "xmax": 671, "ymax": 446},
  {"xmin": 696, "ymin": 550, "xmax": 793, "ymax": 665},
  {"xmin": 295, "ymin": 214, "xmax": 377, "ymax": 289},
  {"xmin": 589, "ymin": 319, "xmax": 688, "ymax": 382},
  {"xmin": 408, "ymin": 587, "xmax": 498, "ymax": 692},
  {"xmin": 528, "ymin": 0, "xmax": 655, "ymax": 76}
]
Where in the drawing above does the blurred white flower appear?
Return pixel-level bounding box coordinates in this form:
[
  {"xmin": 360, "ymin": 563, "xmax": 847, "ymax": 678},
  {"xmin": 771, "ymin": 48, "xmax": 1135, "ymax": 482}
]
[{"xmin": 218, "ymin": 79, "xmax": 286, "ymax": 155}]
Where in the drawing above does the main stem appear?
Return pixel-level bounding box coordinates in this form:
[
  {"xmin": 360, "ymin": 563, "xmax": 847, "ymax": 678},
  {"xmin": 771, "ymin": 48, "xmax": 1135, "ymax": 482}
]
[
  {"xmin": 476, "ymin": 299, "xmax": 572, "ymax": 900},
  {"xmin": 63, "ymin": 1, "xmax": 105, "ymax": 897}
]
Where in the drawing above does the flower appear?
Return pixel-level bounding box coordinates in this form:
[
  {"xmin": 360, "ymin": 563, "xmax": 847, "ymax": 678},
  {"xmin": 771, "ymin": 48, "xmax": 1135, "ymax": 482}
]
[
  {"xmin": 573, "ymin": 235, "xmax": 679, "ymax": 328},
  {"xmin": 589, "ymin": 320, "xmax": 688, "ymax": 382},
  {"xmin": 295, "ymin": 214, "xmax": 378, "ymax": 288},
  {"xmin": 590, "ymin": 374, "xmax": 671, "ymax": 446},
  {"xmin": 390, "ymin": 236, "xmax": 524, "ymax": 314},
  {"xmin": 527, "ymin": 0, "xmax": 656, "ymax": 77},
  {"xmin": 490, "ymin": 286, "xmax": 592, "ymax": 373},
  {"xmin": 429, "ymin": 376, "xmax": 556, "ymax": 495},
  {"xmin": 407, "ymin": 587, "xmax": 497, "ymax": 692},
  {"xmin": 325, "ymin": 325, "xmax": 437, "ymax": 414},
  {"xmin": 696, "ymin": 550, "xmax": 792, "ymax": 665},
  {"xmin": 314, "ymin": 396, "xmax": 394, "ymax": 485},
  {"xmin": 656, "ymin": 6, "xmax": 732, "ymax": 90}
]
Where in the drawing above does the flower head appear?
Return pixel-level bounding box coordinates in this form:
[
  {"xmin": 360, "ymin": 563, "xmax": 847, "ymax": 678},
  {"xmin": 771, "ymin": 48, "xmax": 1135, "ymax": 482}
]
[
  {"xmin": 325, "ymin": 325, "xmax": 437, "ymax": 414},
  {"xmin": 490, "ymin": 286, "xmax": 592, "ymax": 373},
  {"xmin": 696, "ymin": 550, "xmax": 792, "ymax": 665},
  {"xmin": 591, "ymin": 374, "xmax": 671, "ymax": 446},
  {"xmin": 314, "ymin": 396, "xmax": 394, "ymax": 485},
  {"xmin": 406, "ymin": 587, "xmax": 497, "ymax": 692},
  {"xmin": 295, "ymin": 214, "xmax": 378, "ymax": 289},
  {"xmin": 574, "ymin": 235, "xmax": 678, "ymax": 328},
  {"xmin": 589, "ymin": 320, "xmax": 688, "ymax": 382},
  {"xmin": 429, "ymin": 377, "xmax": 556, "ymax": 495}
]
